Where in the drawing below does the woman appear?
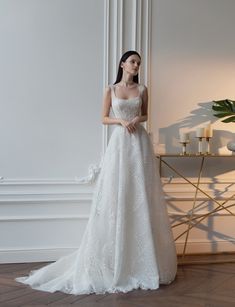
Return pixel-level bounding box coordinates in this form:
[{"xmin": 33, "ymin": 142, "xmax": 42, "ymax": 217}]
[{"xmin": 16, "ymin": 50, "xmax": 177, "ymax": 295}]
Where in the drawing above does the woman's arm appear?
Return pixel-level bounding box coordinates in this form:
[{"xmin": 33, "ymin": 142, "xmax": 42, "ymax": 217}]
[
  {"xmin": 131, "ymin": 86, "xmax": 148, "ymax": 125},
  {"xmin": 102, "ymin": 86, "xmax": 121, "ymax": 125}
]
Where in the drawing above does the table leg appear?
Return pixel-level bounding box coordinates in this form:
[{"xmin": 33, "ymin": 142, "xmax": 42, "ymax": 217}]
[{"xmin": 182, "ymin": 156, "xmax": 205, "ymax": 258}]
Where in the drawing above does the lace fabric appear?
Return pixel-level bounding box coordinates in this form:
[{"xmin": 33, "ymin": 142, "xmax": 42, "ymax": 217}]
[{"xmin": 15, "ymin": 84, "xmax": 177, "ymax": 295}]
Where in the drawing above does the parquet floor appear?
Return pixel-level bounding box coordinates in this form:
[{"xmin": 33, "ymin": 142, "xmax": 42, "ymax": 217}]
[{"xmin": 1, "ymin": 254, "xmax": 235, "ymax": 306}]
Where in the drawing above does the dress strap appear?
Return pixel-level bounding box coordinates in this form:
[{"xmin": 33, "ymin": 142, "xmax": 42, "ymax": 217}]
[
  {"xmin": 108, "ymin": 84, "xmax": 115, "ymax": 99},
  {"xmin": 138, "ymin": 84, "xmax": 145, "ymax": 97}
]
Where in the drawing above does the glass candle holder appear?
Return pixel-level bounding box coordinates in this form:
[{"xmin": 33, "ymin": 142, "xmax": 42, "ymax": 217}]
[
  {"xmin": 205, "ymin": 137, "xmax": 212, "ymax": 155},
  {"xmin": 179, "ymin": 141, "xmax": 189, "ymax": 155},
  {"xmin": 196, "ymin": 137, "xmax": 204, "ymax": 155}
]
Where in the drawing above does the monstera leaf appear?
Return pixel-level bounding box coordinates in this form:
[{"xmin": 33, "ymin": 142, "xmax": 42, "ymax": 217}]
[{"xmin": 212, "ymin": 99, "xmax": 235, "ymax": 123}]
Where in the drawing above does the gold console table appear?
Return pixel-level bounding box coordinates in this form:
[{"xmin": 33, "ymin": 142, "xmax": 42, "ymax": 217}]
[{"xmin": 156, "ymin": 154, "xmax": 235, "ymax": 262}]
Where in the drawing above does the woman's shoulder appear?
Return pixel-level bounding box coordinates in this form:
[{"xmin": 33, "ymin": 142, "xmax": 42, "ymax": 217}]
[
  {"xmin": 138, "ymin": 83, "xmax": 148, "ymax": 94},
  {"xmin": 138, "ymin": 83, "xmax": 147, "ymax": 88},
  {"xmin": 105, "ymin": 84, "xmax": 115, "ymax": 92},
  {"xmin": 104, "ymin": 84, "xmax": 113, "ymax": 93}
]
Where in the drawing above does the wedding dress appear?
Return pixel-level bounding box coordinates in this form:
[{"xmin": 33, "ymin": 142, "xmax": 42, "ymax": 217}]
[{"xmin": 16, "ymin": 84, "xmax": 177, "ymax": 295}]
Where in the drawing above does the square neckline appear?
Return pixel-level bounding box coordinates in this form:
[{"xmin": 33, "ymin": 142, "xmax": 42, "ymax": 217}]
[{"xmin": 112, "ymin": 84, "xmax": 141, "ymax": 101}]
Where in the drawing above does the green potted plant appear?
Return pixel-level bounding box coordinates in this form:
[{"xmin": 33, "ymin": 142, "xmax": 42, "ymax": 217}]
[{"xmin": 212, "ymin": 99, "xmax": 235, "ymax": 151}]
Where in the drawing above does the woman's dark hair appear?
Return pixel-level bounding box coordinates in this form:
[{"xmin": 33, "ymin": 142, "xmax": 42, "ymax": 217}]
[{"xmin": 114, "ymin": 50, "xmax": 141, "ymax": 84}]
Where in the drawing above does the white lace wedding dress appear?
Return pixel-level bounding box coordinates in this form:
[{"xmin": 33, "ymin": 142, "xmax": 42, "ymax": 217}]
[{"xmin": 16, "ymin": 84, "xmax": 177, "ymax": 295}]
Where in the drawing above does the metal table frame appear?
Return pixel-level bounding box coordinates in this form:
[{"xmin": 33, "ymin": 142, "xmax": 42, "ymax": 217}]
[{"xmin": 157, "ymin": 154, "xmax": 235, "ymax": 260}]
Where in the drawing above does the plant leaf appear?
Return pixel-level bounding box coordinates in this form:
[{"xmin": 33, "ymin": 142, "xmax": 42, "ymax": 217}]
[
  {"xmin": 225, "ymin": 100, "xmax": 234, "ymax": 112},
  {"xmin": 212, "ymin": 99, "xmax": 235, "ymax": 123},
  {"xmin": 212, "ymin": 105, "xmax": 228, "ymax": 111},
  {"xmin": 213, "ymin": 112, "xmax": 235, "ymax": 118},
  {"xmin": 221, "ymin": 115, "xmax": 235, "ymax": 123}
]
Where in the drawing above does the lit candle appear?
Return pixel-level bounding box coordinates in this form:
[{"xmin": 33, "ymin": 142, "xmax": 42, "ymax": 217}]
[
  {"xmin": 180, "ymin": 132, "xmax": 190, "ymax": 142},
  {"xmin": 196, "ymin": 127, "xmax": 205, "ymax": 138},
  {"xmin": 204, "ymin": 123, "xmax": 213, "ymax": 138}
]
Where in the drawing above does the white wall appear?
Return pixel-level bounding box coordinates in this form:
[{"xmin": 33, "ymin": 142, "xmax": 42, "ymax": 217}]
[
  {"xmin": 0, "ymin": 0, "xmax": 104, "ymax": 263},
  {"xmin": 150, "ymin": 0, "xmax": 235, "ymax": 254},
  {"xmin": 151, "ymin": 0, "xmax": 235, "ymax": 154},
  {"xmin": 0, "ymin": 0, "xmax": 104, "ymax": 179}
]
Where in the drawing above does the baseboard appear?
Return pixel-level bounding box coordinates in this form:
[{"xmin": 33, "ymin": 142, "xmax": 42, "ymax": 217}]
[
  {"xmin": 0, "ymin": 247, "xmax": 77, "ymax": 264},
  {"xmin": 175, "ymin": 240, "xmax": 235, "ymax": 255},
  {"xmin": 1, "ymin": 240, "xmax": 235, "ymax": 264}
]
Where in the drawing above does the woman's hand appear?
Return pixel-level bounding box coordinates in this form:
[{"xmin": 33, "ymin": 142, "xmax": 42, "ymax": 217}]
[
  {"xmin": 130, "ymin": 116, "xmax": 141, "ymax": 127},
  {"xmin": 120, "ymin": 119, "xmax": 136, "ymax": 133},
  {"xmin": 120, "ymin": 116, "xmax": 140, "ymax": 134}
]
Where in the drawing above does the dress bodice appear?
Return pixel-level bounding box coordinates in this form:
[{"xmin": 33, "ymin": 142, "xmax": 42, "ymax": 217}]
[{"xmin": 109, "ymin": 84, "xmax": 144, "ymax": 121}]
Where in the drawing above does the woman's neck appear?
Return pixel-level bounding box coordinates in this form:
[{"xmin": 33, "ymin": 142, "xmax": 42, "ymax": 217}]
[{"xmin": 120, "ymin": 74, "xmax": 134, "ymax": 87}]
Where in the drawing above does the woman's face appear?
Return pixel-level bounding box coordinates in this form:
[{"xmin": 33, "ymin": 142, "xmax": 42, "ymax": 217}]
[{"xmin": 121, "ymin": 54, "xmax": 141, "ymax": 76}]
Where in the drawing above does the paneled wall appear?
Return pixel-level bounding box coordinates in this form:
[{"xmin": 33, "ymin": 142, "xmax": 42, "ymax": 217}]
[
  {"xmin": 0, "ymin": 0, "xmax": 104, "ymax": 179},
  {"xmin": 0, "ymin": 0, "xmax": 104, "ymax": 263},
  {"xmin": 0, "ymin": 0, "xmax": 152, "ymax": 264}
]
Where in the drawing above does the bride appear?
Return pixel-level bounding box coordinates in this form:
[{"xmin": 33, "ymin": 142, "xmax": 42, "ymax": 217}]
[{"xmin": 16, "ymin": 50, "xmax": 177, "ymax": 295}]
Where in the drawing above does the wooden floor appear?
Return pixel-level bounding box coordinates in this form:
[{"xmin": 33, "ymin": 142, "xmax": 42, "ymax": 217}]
[{"xmin": 1, "ymin": 254, "xmax": 235, "ymax": 307}]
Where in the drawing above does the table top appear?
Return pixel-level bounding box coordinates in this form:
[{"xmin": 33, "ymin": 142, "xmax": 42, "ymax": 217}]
[{"xmin": 156, "ymin": 153, "xmax": 235, "ymax": 158}]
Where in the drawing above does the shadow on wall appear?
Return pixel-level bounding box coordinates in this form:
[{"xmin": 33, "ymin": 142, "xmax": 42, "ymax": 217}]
[
  {"xmin": 159, "ymin": 104, "xmax": 235, "ymax": 254},
  {"xmin": 159, "ymin": 101, "xmax": 235, "ymax": 154},
  {"xmin": 158, "ymin": 101, "xmax": 235, "ymax": 179}
]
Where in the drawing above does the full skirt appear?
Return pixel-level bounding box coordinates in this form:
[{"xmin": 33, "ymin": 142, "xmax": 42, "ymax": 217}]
[{"xmin": 16, "ymin": 125, "xmax": 177, "ymax": 294}]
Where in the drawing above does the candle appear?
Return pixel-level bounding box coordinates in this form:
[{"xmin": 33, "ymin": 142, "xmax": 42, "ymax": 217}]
[
  {"xmin": 180, "ymin": 132, "xmax": 190, "ymax": 142},
  {"xmin": 196, "ymin": 127, "xmax": 205, "ymax": 138},
  {"xmin": 204, "ymin": 123, "xmax": 213, "ymax": 138}
]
